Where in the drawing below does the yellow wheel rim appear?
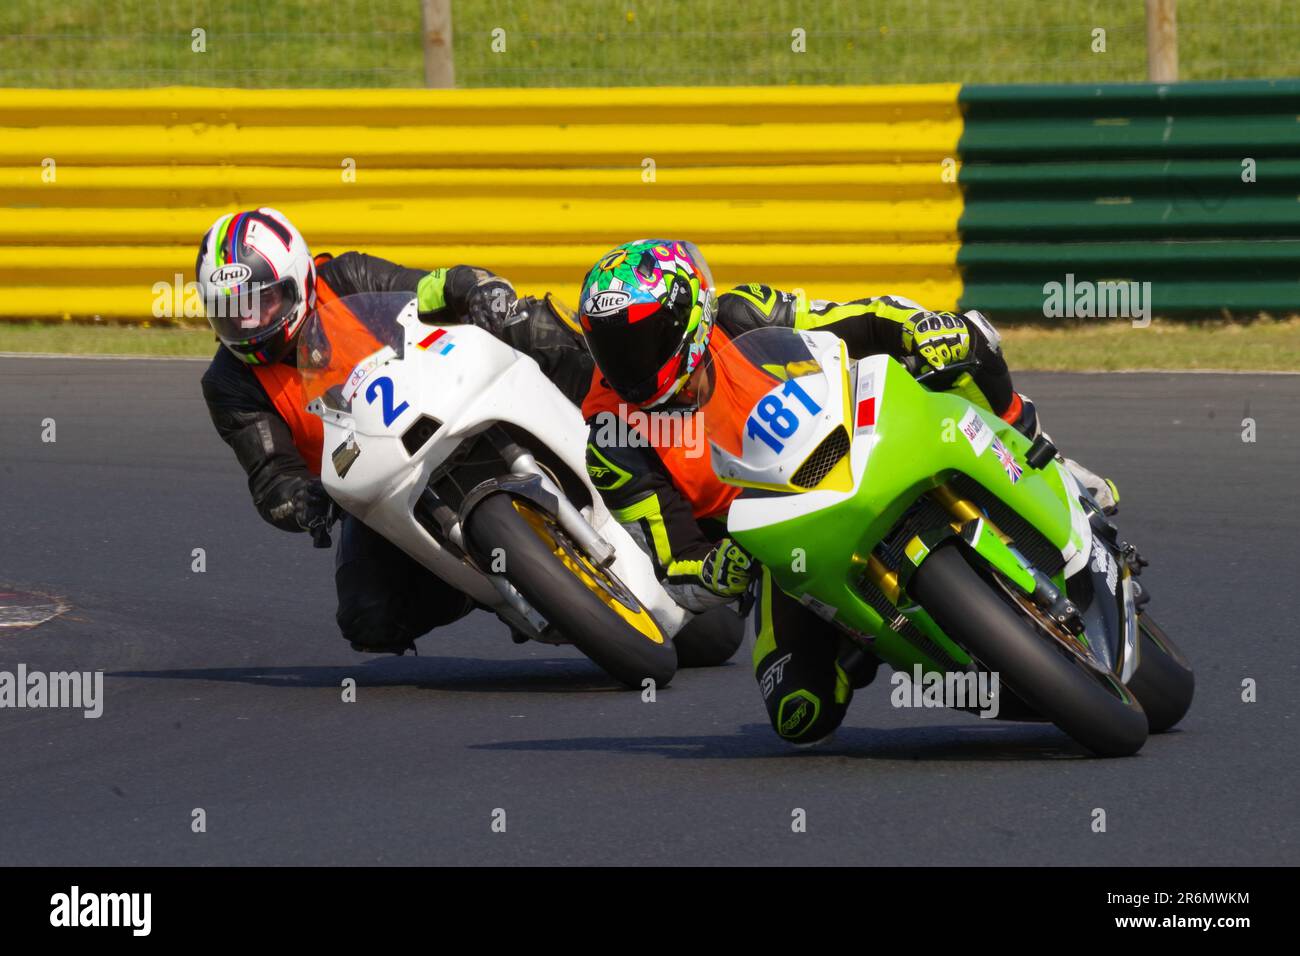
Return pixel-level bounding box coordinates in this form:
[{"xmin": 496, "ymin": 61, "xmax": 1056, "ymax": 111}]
[{"xmin": 512, "ymin": 500, "xmax": 665, "ymax": 644}]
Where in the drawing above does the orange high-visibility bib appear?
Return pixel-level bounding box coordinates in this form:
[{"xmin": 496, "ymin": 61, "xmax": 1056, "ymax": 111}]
[
  {"xmin": 252, "ymin": 261, "xmax": 383, "ymax": 475},
  {"xmin": 582, "ymin": 326, "xmax": 743, "ymax": 521}
]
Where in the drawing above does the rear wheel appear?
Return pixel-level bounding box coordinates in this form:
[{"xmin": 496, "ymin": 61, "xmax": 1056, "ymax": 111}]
[
  {"xmin": 1127, "ymin": 612, "xmax": 1194, "ymax": 732},
  {"xmin": 464, "ymin": 492, "xmax": 677, "ymax": 689},
  {"xmin": 908, "ymin": 542, "xmax": 1148, "ymax": 757}
]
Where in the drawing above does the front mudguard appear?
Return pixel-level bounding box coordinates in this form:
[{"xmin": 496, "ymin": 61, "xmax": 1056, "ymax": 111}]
[
  {"xmin": 885, "ymin": 517, "xmax": 1040, "ymax": 671},
  {"xmin": 460, "ymin": 473, "xmax": 560, "ymax": 541},
  {"xmin": 898, "ymin": 517, "xmax": 1036, "ymax": 597}
]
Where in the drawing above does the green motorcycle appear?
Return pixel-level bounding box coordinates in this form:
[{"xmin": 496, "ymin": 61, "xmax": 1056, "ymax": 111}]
[{"xmin": 700, "ymin": 327, "xmax": 1193, "ymax": 757}]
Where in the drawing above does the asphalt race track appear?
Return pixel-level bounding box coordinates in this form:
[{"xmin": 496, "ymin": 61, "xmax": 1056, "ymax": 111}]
[{"xmin": 0, "ymin": 355, "xmax": 1296, "ymax": 866}]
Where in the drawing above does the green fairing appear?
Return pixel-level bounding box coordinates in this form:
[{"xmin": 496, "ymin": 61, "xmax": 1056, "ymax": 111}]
[{"xmin": 721, "ymin": 348, "xmax": 1078, "ymax": 680}]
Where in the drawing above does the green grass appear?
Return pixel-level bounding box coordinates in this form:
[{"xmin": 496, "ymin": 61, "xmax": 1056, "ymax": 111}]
[
  {"xmin": 999, "ymin": 316, "xmax": 1300, "ymax": 371},
  {"xmin": 4, "ymin": 316, "xmax": 1298, "ymax": 371},
  {"xmin": 0, "ymin": 322, "xmax": 216, "ymax": 357},
  {"xmin": 1, "ymin": 0, "xmax": 1297, "ymax": 88}
]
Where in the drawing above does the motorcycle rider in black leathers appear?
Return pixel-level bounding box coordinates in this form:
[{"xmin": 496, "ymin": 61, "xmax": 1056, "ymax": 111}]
[
  {"xmin": 575, "ymin": 239, "xmax": 1118, "ymax": 744},
  {"xmin": 197, "ymin": 207, "xmax": 591, "ymax": 654}
]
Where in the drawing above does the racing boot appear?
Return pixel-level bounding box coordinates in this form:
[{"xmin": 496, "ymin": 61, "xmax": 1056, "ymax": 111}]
[{"xmin": 1063, "ymin": 457, "xmax": 1120, "ymax": 515}]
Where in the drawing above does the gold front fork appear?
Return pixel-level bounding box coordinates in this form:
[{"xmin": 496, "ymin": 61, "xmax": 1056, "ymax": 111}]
[
  {"xmin": 861, "ymin": 552, "xmax": 901, "ymax": 603},
  {"xmin": 931, "ymin": 482, "xmax": 1011, "ymax": 543},
  {"xmin": 857, "ymin": 481, "xmax": 1009, "ymax": 600}
]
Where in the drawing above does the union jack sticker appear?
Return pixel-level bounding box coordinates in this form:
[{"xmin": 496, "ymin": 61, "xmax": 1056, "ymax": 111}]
[{"xmin": 990, "ymin": 436, "xmax": 1023, "ymax": 484}]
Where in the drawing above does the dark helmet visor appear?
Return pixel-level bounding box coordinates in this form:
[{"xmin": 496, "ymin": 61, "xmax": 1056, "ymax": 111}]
[
  {"xmin": 585, "ymin": 299, "xmax": 691, "ymax": 405},
  {"xmin": 204, "ymin": 276, "xmax": 301, "ymax": 348}
]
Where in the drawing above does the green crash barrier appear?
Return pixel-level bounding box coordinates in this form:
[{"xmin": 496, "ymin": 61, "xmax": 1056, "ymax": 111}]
[{"xmin": 956, "ymin": 79, "xmax": 1300, "ymax": 316}]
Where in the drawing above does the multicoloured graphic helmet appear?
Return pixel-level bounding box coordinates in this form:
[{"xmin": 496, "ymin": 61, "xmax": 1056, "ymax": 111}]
[
  {"xmin": 195, "ymin": 207, "xmax": 316, "ymax": 365},
  {"xmin": 578, "ymin": 239, "xmax": 716, "ymax": 408}
]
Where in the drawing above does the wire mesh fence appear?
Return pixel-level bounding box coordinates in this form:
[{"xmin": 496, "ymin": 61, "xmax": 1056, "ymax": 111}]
[{"xmin": 0, "ymin": 0, "xmax": 1297, "ymax": 88}]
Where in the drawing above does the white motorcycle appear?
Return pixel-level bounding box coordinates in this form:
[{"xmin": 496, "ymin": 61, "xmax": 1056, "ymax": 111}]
[{"xmin": 297, "ymin": 291, "xmax": 689, "ymax": 687}]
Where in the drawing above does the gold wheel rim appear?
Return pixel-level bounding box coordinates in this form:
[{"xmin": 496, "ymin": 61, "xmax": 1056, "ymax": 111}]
[{"xmin": 512, "ymin": 500, "xmax": 665, "ymax": 644}]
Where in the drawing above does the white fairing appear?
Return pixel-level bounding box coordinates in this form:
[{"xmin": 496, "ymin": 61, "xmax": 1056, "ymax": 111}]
[
  {"xmin": 1056, "ymin": 462, "xmax": 1094, "ymax": 578},
  {"xmin": 309, "ymin": 303, "xmax": 688, "ymax": 640},
  {"xmin": 719, "ymin": 333, "xmax": 864, "ymax": 533}
]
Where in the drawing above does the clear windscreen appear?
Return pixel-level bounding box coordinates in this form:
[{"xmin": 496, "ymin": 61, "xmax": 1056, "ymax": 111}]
[
  {"xmin": 699, "ymin": 327, "xmax": 826, "ymax": 460},
  {"xmin": 298, "ymin": 292, "xmax": 412, "ymax": 411}
]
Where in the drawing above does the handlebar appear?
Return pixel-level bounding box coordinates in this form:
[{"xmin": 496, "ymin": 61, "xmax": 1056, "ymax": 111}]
[{"xmin": 910, "ymin": 355, "xmax": 982, "ymax": 390}]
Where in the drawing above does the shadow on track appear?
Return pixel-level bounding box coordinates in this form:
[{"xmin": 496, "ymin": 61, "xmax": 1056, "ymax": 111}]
[
  {"xmin": 108, "ymin": 656, "xmax": 630, "ymax": 694},
  {"xmin": 470, "ymin": 723, "xmax": 1097, "ymax": 761}
]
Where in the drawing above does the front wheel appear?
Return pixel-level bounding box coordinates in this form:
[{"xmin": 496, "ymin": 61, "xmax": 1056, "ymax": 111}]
[
  {"xmin": 908, "ymin": 542, "xmax": 1148, "ymax": 757},
  {"xmin": 464, "ymin": 492, "xmax": 677, "ymax": 689}
]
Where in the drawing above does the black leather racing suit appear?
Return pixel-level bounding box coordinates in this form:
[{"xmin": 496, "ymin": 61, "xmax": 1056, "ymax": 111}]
[{"xmin": 584, "ymin": 285, "xmax": 1023, "ymax": 742}]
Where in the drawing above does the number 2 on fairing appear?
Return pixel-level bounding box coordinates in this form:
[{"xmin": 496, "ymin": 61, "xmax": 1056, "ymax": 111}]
[
  {"xmin": 746, "ymin": 378, "xmax": 822, "ymax": 454},
  {"xmin": 365, "ymin": 376, "xmax": 409, "ymax": 426}
]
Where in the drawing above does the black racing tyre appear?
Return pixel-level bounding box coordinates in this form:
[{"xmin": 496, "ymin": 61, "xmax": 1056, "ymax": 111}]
[
  {"xmin": 464, "ymin": 492, "xmax": 677, "ymax": 689},
  {"xmin": 1126, "ymin": 612, "xmax": 1194, "ymax": 733},
  {"xmin": 908, "ymin": 542, "xmax": 1148, "ymax": 757},
  {"xmin": 673, "ymin": 605, "xmax": 744, "ymax": 668}
]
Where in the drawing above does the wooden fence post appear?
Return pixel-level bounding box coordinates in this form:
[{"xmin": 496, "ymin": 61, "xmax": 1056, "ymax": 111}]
[
  {"xmin": 1146, "ymin": 0, "xmax": 1178, "ymax": 83},
  {"xmin": 422, "ymin": 0, "xmax": 455, "ymax": 88}
]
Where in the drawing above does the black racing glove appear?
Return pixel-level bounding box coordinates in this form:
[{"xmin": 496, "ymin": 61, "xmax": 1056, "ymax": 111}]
[
  {"xmin": 291, "ymin": 480, "xmax": 336, "ymax": 547},
  {"xmin": 700, "ymin": 537, "xmax": 755, "ymax": 598},
  {"xmin": 507, "ymin": 293, "xmax": 574, "ymax": 332},
  {"xmin": 463, "ymin": 276, "xmax": 517, "ymax": 336}
]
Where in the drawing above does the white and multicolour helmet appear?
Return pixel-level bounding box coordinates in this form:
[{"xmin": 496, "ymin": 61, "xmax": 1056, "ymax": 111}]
[{"xmin": 195, "ymin": 207, "xmax": 316, "ymax": 365}]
